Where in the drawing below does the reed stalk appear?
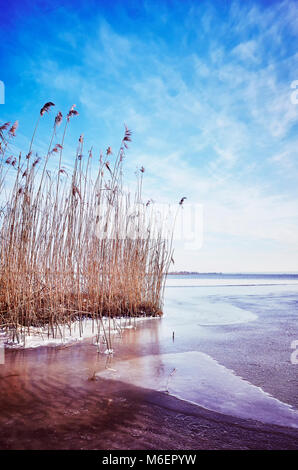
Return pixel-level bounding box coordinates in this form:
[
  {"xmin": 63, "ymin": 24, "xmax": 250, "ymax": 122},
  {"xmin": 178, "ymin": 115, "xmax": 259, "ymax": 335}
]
[{"xmin": 0, "ymin": 103, "xmax": 173, "ymax": 344}]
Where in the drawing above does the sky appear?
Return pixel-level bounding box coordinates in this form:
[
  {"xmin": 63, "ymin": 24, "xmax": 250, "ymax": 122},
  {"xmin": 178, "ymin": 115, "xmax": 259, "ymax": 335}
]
[{"xmin": 0, "ymin": 0, "xmax": 298, "ymax": 272}]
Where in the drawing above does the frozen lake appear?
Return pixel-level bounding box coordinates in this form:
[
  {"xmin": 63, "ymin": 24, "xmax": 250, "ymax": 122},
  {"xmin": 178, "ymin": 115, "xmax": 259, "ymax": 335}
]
[{"xmin": 97, "ymin": 274, "xmax": 298, "ymax": 428}]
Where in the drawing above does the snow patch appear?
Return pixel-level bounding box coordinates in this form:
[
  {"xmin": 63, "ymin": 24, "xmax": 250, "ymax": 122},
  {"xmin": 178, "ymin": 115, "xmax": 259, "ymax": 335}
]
[{"xmin": 1, "ymin": 316, "xmax": 160, "ymax": 349}]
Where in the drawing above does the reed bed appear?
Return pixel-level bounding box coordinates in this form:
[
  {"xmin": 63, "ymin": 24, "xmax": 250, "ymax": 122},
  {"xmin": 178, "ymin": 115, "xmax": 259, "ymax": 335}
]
[{"xmin": 0, "ymin": 103, "xmax": 173, "ymax": 345}]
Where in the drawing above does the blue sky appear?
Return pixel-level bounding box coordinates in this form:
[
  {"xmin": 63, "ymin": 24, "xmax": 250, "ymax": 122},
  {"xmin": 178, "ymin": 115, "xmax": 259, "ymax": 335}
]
[{"xmin": 0, "ymin": 0, "xmax": 298, "ymax": 272}]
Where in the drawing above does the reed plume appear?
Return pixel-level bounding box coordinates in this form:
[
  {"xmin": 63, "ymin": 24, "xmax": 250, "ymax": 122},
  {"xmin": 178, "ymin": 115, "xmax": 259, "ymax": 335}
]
[{"xmin": 0, "ymin": 104, "xmax": 173, "ymax": 344}]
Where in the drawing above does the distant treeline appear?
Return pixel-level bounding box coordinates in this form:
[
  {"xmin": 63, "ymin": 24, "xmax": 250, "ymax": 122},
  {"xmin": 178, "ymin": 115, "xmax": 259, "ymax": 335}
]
[{"xmin": 167, "ymin": 271, "xmax": 222, "ymax": 275}]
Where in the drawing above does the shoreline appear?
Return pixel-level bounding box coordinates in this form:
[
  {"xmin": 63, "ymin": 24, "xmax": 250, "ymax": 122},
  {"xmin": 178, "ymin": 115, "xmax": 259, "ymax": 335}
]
[
  {"xmin": 0, "ymin": 315, "xmax": 161, "ymax": 350},
  {"xmin": 0, "ymin": 370, "xmax": 297, "ymax": 450},
  {"xmin": 0, "ymin": 280, "xmax": 297, "ymax": 450}
]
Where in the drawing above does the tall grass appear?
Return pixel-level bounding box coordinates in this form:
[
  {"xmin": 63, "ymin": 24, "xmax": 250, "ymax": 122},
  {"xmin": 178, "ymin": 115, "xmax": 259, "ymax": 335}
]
[{"xmin": 0, "ymin": 103, "xmax": 173, "ymax": 344}]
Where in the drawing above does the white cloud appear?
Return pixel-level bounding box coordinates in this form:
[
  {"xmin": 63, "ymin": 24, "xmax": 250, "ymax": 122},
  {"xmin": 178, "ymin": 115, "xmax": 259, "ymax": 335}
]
[
  {"xmin": 12, "ymin": 0, "xmax": 298, "ymax": 271},
  {"xmin": 232, "ymin": 40, "xmax": 260, "ymax": 63}
]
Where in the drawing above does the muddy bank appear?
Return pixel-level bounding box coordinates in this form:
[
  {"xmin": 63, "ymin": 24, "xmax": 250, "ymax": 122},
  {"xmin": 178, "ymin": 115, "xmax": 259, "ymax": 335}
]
[{"xmin": 0, "ymin": 371, "xmax": 297, "ymax": 450}]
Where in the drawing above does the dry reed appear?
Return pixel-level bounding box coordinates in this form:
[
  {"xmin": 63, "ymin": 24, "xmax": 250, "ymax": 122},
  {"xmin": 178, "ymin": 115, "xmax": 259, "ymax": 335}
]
[{"xmin": 0, "ymin": 103, "xmax": 173, "ymax": 345}]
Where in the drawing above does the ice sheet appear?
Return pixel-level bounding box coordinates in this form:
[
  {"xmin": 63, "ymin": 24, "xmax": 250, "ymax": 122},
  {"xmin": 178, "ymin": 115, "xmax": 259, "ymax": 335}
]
[
  {"xmin": 1, "ymin": 316, "xmax": 156, "ymax": 349},
  {"xmin": 166, "ymin": 277, "xmax": 298, "ymax": 287},
  {"xmin": 97, "ymin": 351, "xmax": 298, "ymax": 429},
  {"xmin": 164, "ymin": 288, "xmax": 257, "ymax": 325}
]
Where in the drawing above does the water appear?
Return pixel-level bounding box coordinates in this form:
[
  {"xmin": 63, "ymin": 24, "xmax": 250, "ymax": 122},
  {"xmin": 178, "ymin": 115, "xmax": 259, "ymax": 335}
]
[
  {"xmin": 166, "ymin": 272, "xmax": 298, "ymax": 287},
  {"xmin": 1, "ymin": 273, "xmax": 298, "ymax": 435},
  {"xmin": 98, "ymin": 351, "xmax": 298, "ymax": 429},
  {"xmin": 98, "ymin": 273, "xmax": 298, "ymax": 428}
]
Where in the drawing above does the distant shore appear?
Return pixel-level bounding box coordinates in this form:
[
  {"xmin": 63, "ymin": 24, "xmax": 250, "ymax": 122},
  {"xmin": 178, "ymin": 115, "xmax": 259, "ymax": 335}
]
[{"xmin": 167, "ymin": 271, "xmax": 298, "ymax": 275}]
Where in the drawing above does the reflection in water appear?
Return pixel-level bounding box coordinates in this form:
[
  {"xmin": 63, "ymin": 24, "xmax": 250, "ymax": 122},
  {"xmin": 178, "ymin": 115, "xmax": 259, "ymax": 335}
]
[
  {"xmin": 0, "ymin": 320, "xmax": 162, "ymax": 449},
  {"xmin": 0, "ymin": 320, "xmax": 161, "ymax": 415}
]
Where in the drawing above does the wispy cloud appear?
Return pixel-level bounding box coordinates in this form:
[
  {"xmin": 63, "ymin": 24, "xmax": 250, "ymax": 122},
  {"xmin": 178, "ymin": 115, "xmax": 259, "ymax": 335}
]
[{"xmin": 1, "ymin": 0, "xmax": 298, "ymax": 271}]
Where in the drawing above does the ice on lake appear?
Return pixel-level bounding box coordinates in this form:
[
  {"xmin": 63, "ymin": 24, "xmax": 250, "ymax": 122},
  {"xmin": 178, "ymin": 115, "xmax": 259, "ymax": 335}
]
[{"xmin": 97, "ymin": 350, "xmax": 298, "ymax": 429}]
